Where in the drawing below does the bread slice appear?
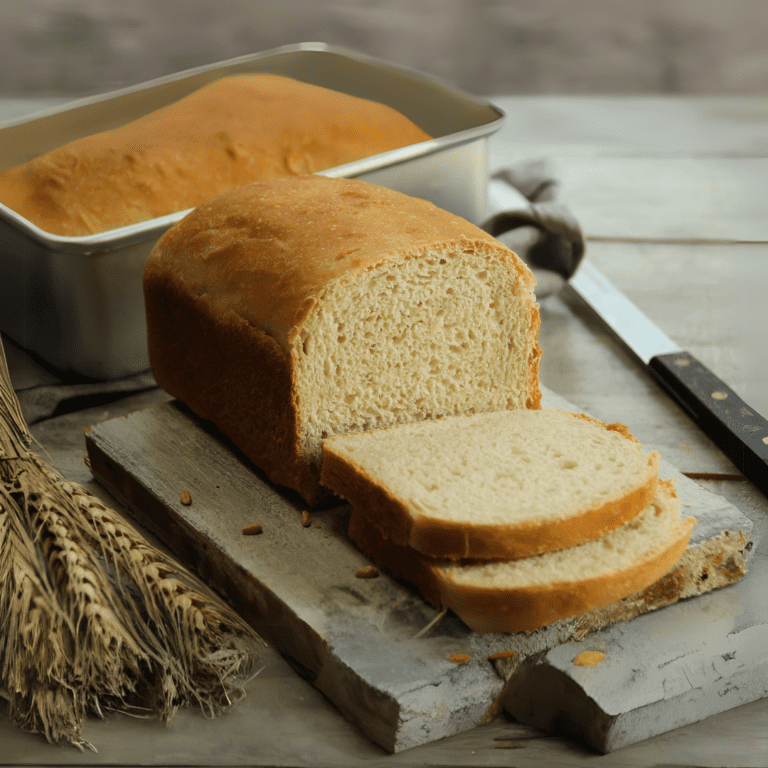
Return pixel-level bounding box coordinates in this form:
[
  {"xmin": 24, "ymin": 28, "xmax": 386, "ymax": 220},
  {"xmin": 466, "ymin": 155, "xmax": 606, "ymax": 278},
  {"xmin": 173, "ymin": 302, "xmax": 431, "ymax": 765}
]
[
  {"xmin": 321, "ymin": 409, "xmax": 660, "ymax": 560},
  {"xmin": 348, "ymin": 479, "xmax": 695, "ymax": 633},
  {"xmin": 0, "ymin": 73, "xmax": 431, "ymax": 236},
  {"xmin": 144, "ymin": 176, "xmax": 542, "ymax": 505}
]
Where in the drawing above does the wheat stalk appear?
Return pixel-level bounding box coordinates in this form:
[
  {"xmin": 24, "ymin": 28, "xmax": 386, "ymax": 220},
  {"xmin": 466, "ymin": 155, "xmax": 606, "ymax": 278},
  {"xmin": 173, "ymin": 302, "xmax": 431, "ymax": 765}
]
[
  {"xmin": 26, "ymin": 471, "xmax": 157, "ymax": 700},
  {"xmin": 0, "ymin": 479, "xmax": 91, "ymax": 749},
  {"xmin": 0, "ymin": 341, "xmax": 266, "ymax": 749},
  {"xmin": 57, "ymin": 473, "xmax": 265, "ymax": 719}
]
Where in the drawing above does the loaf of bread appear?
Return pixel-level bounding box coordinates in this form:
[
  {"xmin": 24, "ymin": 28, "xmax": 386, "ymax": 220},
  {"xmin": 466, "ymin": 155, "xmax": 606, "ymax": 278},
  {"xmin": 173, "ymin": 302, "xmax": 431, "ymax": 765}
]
[
  {"xmin": 321, "ymin": 409, "xmax": 661, "ymax": 560},
  {"xmin": 144, "ymin": 175, "xmax": 542, "ymax": 505},
  {"xmin": 0, "ymin": 74, "xmax": 432, "ymax": 236},
  {"xmin": 347, "ymin": 478, "xmax": 695, "ymax": 633}
]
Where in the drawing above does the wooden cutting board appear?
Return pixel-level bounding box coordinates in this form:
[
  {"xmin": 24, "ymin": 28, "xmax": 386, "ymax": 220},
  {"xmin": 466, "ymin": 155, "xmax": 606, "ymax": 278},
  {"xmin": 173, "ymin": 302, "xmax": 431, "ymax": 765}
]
[{"xmin": 84, "ymin": 389, "xmax": 761, "ymax": 754}]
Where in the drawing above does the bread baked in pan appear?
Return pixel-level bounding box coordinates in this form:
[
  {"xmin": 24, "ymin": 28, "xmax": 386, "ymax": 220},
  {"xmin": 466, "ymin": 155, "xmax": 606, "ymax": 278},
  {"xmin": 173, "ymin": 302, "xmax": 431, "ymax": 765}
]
[{"xmin": 0, "ymin": 74, "xmax": 432, "ymax": 236}]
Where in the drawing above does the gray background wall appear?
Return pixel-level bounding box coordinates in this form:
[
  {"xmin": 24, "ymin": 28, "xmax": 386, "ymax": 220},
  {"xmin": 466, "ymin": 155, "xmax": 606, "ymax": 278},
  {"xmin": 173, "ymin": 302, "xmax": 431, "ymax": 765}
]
[{"xmin": 1, "ymin": 0, "xmax": 767, "ymax": 98}]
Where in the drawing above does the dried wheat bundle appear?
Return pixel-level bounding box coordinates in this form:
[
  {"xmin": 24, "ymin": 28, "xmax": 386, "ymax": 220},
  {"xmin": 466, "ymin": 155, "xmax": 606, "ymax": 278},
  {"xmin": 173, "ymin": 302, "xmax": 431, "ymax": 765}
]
[{"xmin": 0, "ymin": 344, "xmax": 266, "ymax": 750}]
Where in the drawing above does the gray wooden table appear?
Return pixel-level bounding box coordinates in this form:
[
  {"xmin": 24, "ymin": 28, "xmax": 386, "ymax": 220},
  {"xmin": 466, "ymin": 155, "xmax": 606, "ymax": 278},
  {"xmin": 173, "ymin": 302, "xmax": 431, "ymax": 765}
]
[{"xmin": 2, "ymin": 94, "xmax": 767, "ymax": 767}]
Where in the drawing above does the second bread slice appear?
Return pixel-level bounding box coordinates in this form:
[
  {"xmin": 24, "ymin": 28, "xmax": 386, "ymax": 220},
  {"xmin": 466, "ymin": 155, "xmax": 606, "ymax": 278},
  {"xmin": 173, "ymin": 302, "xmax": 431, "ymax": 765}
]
[
  {"xmin": 321, "ymin": 409, "xmax": 660, "ymax": 560},
  {"xmin": 347, "ymin": 479, "xmax": 695, "ymax": 633}
]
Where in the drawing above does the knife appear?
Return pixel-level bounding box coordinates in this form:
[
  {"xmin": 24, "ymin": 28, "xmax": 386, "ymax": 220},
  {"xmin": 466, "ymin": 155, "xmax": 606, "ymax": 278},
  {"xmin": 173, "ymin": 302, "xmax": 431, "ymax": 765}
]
[
  {"xmin": 485, "ymin": 172, "xmax": 768, "ymax": 496},
  {"xmin": 570, "ymin": 260, "xmax": 768, "ymax": 497}
]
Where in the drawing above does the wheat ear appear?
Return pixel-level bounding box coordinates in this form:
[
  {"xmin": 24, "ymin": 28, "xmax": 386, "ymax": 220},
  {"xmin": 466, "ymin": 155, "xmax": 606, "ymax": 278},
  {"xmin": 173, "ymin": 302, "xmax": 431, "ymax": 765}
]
[
  {"xmin": 24, "ymin": 466, "xmax": 159, "ymax": 704},
  {"xmin": 0, "ymin": 479, "xmax": 92, "ymax": 749},
  {"xmin": 57, "ymin": 473, "xmax": 266, "ymax": 720}
]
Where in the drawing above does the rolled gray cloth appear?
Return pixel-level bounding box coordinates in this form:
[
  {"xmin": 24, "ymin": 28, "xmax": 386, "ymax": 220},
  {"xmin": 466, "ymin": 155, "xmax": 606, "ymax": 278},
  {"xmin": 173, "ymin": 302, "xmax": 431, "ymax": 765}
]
[{"xmin": 483, "ymin": 159, "xmax": 585, "ymax": 297}]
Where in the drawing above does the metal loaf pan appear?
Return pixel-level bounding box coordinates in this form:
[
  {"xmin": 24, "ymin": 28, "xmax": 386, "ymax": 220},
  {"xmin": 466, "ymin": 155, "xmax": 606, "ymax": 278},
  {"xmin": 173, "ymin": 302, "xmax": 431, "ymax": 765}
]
[{"xmin": 0, "ymin": 42, "xmax": 504, "ymax": 379}]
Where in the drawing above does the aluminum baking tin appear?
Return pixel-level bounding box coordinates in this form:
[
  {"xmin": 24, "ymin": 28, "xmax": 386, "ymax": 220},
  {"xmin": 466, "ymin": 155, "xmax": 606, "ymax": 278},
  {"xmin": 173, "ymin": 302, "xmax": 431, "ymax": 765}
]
[{"xmin": 0, "ymin": 42, "xmax": 504, "ymax": 379}]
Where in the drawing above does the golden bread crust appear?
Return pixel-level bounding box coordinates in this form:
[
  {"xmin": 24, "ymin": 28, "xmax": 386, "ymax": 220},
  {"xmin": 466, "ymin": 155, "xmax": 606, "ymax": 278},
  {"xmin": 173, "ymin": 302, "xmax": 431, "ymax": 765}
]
[
  {"xmin": 144, "ymin": 270, "xmax": 313, "ymax": 500},
  {"xmin": 0, "ymin": 73, "xmax": 432, "ymax": 236},
  {"xmin": 439, "ymin": 528, "xmax": 693, "ymax": 633}
]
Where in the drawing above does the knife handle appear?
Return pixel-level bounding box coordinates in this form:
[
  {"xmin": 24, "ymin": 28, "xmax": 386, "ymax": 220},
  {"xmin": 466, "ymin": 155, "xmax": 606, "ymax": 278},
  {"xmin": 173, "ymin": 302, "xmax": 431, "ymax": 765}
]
[{"xmin": 648, "ymin": 351, "xmax": 768, "ymax": 496}]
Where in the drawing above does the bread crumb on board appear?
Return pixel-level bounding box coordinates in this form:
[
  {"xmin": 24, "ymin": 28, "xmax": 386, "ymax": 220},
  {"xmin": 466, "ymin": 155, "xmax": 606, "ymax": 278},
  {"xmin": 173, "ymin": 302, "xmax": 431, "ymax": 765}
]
[
  {"xmin": 355, "ymin": 565, "xmax": 379, "ymax": 579},
  {"xmin": 301, "ymin": 510, "xmax": 311, "ymax": 528},
  {"xmin": 572, "ymin": 651, "xmax": 605, "ymax": 667},
  {"xmin": 242, "ymin": 523, "xmax": 264, "ymax": 536},
  {"xmin": 487, "ymin": 650, "xmax": 518, "ymax": 661},
  {"xmin": 179, "ymin": 490, "xmax": 192, "ymax": 506},
  {"xmin": 447, "ymin": 653, "xmax": 472, "ymax": 665}
]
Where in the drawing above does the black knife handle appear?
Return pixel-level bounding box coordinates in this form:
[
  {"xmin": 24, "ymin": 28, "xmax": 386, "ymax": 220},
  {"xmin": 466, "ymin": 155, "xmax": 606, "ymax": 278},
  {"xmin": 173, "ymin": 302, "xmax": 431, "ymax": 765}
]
[{"xmin": 648, "ymin": 351, "xmax": 768, "ymax": 496}]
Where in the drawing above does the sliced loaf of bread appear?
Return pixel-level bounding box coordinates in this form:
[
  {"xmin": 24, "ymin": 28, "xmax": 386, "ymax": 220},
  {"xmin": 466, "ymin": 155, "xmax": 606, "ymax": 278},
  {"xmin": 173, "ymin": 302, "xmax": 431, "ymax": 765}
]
[
  {"xmin": 347, "ymin": 479, "xmax": 695, "ymax": 633},
  {"xmin": 321, "ymin": 409, "xmax": 660, "ymax": 560},
  {"xmin": 145, "ymin": 176, "xmax": 542, "ymax": 505}
]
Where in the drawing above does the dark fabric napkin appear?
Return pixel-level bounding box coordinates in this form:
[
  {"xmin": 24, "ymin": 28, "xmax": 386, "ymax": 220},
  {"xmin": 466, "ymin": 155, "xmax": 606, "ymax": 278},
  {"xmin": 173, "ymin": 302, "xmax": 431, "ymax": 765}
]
[
  {"xmin": 15, "ymin": 370, "xmax": 158, "ymax": 426},
  {"xmin": 483, "ymin": 159, "xmax": 585, "ymax": 296}
]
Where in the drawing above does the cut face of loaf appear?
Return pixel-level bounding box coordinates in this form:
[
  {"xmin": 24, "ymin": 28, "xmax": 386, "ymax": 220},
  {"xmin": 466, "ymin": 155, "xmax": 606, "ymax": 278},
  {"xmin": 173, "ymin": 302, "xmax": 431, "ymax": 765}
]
[
  {"xmin": 144, "ymin": 176, "xmax": 542, "ymax": 504},
  {"xmin": 347, "ymin": 479, "xmax": 696, "ymax": 633},
  {"xmin": 297, "ymin": 249, "xmax": 538, "ymax": 482},
  {"xmin": 321, "ymin": 409, "xmax": 660, "ymax": 559}
]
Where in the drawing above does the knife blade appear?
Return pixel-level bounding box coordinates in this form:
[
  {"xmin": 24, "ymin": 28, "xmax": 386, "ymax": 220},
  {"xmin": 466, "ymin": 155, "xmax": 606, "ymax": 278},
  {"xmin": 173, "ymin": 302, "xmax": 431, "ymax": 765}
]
[{"xmin": 569, "ymin": 260, "xmax": 768, "ymax": 497}]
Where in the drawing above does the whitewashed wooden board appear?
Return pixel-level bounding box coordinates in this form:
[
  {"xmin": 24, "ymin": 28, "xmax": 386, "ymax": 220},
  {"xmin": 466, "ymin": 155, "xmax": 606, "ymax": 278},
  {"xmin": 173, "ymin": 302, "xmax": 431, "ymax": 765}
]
[{"xmin": 84, "ymin": 389, "xmax": 760, "ymax": 754}]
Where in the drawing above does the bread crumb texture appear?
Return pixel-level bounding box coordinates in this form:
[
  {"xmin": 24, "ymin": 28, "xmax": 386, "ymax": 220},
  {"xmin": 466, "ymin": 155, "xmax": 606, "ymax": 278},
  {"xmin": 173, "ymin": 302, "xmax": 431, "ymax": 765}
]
[
  {"xmin": 572, "ymin": 651, "xmax": 606, "ymax": 666},
  {"xmin": 299, "ymin": 246, "xmax": 538, "ymax": 475},
  {"xmin": 354, "ymin": 565, "xmax": 379, "ymax": 579},
  {"xmin": 242, "ymin": 523, "xmax": 263, "ymax": 535},
  {"xmin": 145, "ymin": 175, "xmax": 540, "ymax": 505},
  {"xmin": 179, "ymin": 490, "xmax": 192, "ymax": 506},
  {"xmin": 447, "ymin": 653, "xmax": 472, "ymax": 665}
]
